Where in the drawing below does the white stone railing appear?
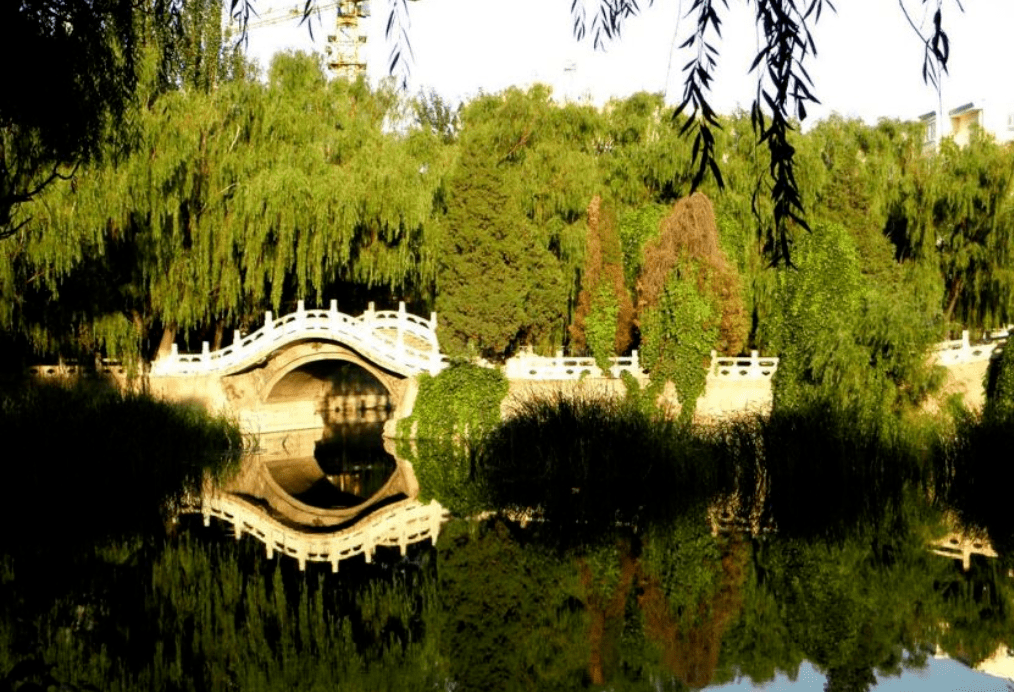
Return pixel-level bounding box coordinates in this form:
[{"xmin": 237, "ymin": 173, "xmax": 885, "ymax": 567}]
[
  {"xmin": 151, "ymin": 300, "xmax": 449, "ymax": 378},
  {"xmin": 189, "ymin": 493, "xmax": 449, "ymax": 571},
  {"xmin": 27, "ymin": 358, "xmax": 128, "ymax": 378},
  {"xmin": 932, "ymin": 328, "xmax": 1010, "ymax": 366},
  {"xmin": 503, "ymin": 348, "xmax": 780, "ymax": 382},
  {"xmin": 929, "ymin": 532, "xmax": 998, "ymax": 571},
  {"xmin": 503, "ymin": 349, "xmax": 648, "ymax": 380},
  {"xmin": 708, "ymin": 350, "xmax": 779, "ymax": 380}
]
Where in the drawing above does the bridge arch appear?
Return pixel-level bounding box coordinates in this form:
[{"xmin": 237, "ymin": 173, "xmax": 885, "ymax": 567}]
[
  {"xmin": 219, "ymin": 339, "xmax": 414, "ymax": 435},
  {"xmin": 222, "ymin": 433, "xmax": 420, "ymax": 528},
  {"xmin": 259, "ymin": 341, "xmax": 406, "ymax": 406}
]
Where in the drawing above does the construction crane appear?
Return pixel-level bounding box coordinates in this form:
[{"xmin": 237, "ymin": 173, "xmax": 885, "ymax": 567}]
[
  {"xmin": 239, "ymin": 0, "xmax": 420, "ymax": 81},
  {"xmin": 324, "ymin": 0, "xmax": 370, "ymax": 80}
]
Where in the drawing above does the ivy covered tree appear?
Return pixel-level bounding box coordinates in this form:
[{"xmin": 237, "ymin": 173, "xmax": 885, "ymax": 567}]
[
  {"xmin": 569, "ymin": 195, "xmax": 634, "ymax": 368},
  {"xmin": 637, "ymin": 193, "xmax": 747, "ymax": 419}
]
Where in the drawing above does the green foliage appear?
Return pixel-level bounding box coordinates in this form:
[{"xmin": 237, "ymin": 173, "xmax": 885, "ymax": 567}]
[
  {"xmin": 930, "ymin": 133, "xmax": 1014, "ymax": 329},
  {"xmin": 400, "ymin": 364, "xmax": 508, "ymax": 443},
  {"xmin": 617, "ymin": 203, "xmax": 667, "ymax": 290},
  {"xmin": 935, "ymin": 347, "xmax": 1014, "ymax": 554},
  {"xmin": 6, "ymin": 53, "xmax": 439, "ymax": 359},
  {"xmin": 433, "ymin": 139, "xmax": 567, "ymax": 358},
  {"xmin": 765, "ymin": 222, "xmax": 863, "ymax": 353},
  {"xmin": 0, "ymin": 382, "xmax": 240, "ymax": 556},
  {"xmin": 396, "ymin": 364, "xmax": 507, "ymax": 515},
  {"xmin": 639, "ymin": 269, "xmax": 717, "ymax": 421},
  {"xmin": 984, "ymin": 342, "xmax": 1014, "ymax": 422},
  {"xmin": 436, "ymin": 519, "xmax": 587, "ymax": 691},
  {"xmin": 765, "ymin": 222, "xmax": 940, "ymax": 426},
  {"xmin": 1, "ymin": 531, "xmax": 445, "ymax": 692},
  {"xmin": 640, "ymin": 514, "xmax": 722, "ymax": 624},
  {"xmin": 475, "ymin": 396, "xmax": 733, "ymax": 540},
  {"xmin": 584, "ymin": 282, "xmax": 621, "ymax": 371}
]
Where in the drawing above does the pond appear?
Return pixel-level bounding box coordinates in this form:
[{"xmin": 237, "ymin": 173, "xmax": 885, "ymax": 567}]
[{"xmin": 2, "ymin": 383, "xmax": 1013, "ymax": 691}]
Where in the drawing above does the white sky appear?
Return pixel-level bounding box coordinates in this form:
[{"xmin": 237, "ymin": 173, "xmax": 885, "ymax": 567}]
[{"xmin": 241, "ymin": 0, "xmax": 1014, "ymax": 126}]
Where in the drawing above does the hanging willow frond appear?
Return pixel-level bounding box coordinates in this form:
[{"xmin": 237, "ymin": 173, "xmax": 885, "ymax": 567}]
[{"xmin": 576, "ymin": 0, "xmax": 958, "ymax": 267}]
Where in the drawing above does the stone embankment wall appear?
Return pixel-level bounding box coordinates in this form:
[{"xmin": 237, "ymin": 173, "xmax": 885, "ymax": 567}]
[
  {"xmin": 927, "ymin": 328, "xmax": 1009, "ymax": 413},
  {"xmin": 497, "ymin": 349, "xmax": 778, "ymax": 423}
]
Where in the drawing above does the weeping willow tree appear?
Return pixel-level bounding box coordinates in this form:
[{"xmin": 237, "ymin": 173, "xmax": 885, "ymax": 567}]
[
  {"xmin": 930, "ymin": 133, "xmax": 1014, "ymax": 330},
  {"xmin": 2, "ymin": 53, "xmax": 444, "ymax": 360}
]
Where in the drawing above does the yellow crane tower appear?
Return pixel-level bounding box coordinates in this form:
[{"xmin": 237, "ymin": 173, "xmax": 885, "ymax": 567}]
[
  {"xmin": 241, "ymin": 0, "xmax": 421, "ymax": 81},
  {"xmin": 325, "ymin": 0, "xmax": 369, "ymax": 80}
]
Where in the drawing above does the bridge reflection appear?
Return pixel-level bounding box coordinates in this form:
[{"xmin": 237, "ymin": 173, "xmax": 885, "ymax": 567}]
[{"xmin": 184, "ymin": 428, "xmax": 448, "ymax": 571}]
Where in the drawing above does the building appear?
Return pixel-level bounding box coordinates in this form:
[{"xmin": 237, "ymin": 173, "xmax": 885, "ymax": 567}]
[{"xmin": 920, "ymin": 99, "xmax": 1014, "ymax": 152}]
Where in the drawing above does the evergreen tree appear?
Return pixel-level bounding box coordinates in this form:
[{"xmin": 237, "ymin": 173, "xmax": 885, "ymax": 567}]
[{"xmin": 434, "ymin": 139, "xmax": 566, "ymax": 358}]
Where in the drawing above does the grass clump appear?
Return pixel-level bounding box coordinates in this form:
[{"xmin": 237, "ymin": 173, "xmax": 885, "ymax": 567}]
[
  {"xmin": 468, "ymin": 394, "xmax": 933, "ymax": 546},
  {"xmin": 0, "ymin": 382, "xmax": 241, "ymax": 555},
  {"xmin": 474, "ymin": 394, "xmax": 734, "ymax": 538},
  {"xmin": 932, "ymin": 346, "xmax": 1014, "ymax": 556}
]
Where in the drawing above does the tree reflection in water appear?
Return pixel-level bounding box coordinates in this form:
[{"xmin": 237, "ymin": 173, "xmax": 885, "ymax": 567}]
[{"xmin": 4, "ymin": 394, "xmax": 1014, "ymax": 690}]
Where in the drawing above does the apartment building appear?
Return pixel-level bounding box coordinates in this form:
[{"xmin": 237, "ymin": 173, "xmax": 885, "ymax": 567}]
[{"xmin": 921, "ymin": 99, "xmax": 1014, "ymax": 152}]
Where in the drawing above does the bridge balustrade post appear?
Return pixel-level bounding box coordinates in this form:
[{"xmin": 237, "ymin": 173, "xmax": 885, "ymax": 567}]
[
  {"xmin": 264, "ymin": 311, "xmax": 274, "ymax": 335},
  {"xmin": 429, "ymin": 503, "xmax": 442, "ymax": 545},
  {"xmin": 396, "ymin": 301, "xmax": 406, "ymax": 358},
  {"xmin": 710, "ymin": 350, "xmax": 718, "ymax": 376},
  {"xmin": 750, "ymin": 350, "xmax": 760, "ymax": 378},
  {"xmin": 328, "ymin": 299, "xmax": 339, "ymax": 333},
  {"xmin": 201, "ymin": 341, "xmax": 210, "ymax": 370},
  {"xmin": 366, "ymin": 301, "xmax": 375, "ymax": 322},
  {"xmin": 170, "ymin": 343, "xmax": 179, "ymax": 359}
]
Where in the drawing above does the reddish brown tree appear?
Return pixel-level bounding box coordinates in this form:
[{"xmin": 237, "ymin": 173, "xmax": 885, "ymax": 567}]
[
  {"xmin": 570, "ymin": 195, "xmax": 635, "ymax": 360},
  {"xmin": 637, "ymin": 192, "xmax": 747, "ymax": 355}
]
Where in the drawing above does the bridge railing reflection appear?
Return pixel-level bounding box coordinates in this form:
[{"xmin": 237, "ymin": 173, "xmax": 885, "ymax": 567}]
[{"xmin": 185, "ymin": 491, "xmax": 449, "ymax": 571}]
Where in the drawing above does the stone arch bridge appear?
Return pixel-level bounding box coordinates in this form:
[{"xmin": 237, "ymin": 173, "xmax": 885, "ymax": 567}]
[
  {"xmin": 149, "ymin": 300, "xmax": 447, "ymax": 434},
  {"xmin": 148, "ymin": 302, "xmax": 1011, "ymax": 432}
]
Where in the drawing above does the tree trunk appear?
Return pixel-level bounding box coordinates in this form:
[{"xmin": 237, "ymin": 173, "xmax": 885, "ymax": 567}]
[
  {"xmin": 944, "ymin": 277, "xmax": 964, "ymax": 327},
  {"xmin": 156, "ymin": 324, "xmax": 177, "ymax": 361}
]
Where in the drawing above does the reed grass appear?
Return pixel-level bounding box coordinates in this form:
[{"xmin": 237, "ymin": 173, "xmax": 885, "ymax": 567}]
[
  {"xmin": 0, "ymin": 381, "xmax": 241, "ymax": 554},
  {"xmin": 469, "ymin": 394, "xmax": 973, "ymax": 546},
  {"xmin": 474, "ymin": 394, "xmax": 736, "ymax": 537}
]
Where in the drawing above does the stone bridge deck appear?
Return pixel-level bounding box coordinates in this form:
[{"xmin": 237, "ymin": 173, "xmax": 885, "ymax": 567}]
[{"xmin": 151, "ymin": 300, "xmax": 447, "ymax": 379}]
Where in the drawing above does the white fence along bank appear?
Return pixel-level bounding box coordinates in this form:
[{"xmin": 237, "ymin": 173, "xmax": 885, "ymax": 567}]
[{"xmin": 932, "ymin": 327, "xmax": 1011, "ymax": 366}]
